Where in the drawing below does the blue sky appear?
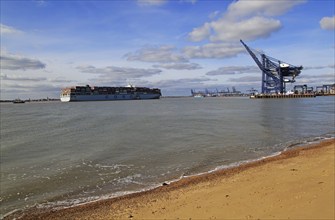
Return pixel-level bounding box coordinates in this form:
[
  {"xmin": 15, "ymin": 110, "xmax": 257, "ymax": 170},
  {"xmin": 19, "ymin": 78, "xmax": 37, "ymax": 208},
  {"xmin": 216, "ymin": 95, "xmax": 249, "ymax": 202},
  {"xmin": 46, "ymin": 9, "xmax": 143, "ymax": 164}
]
[{"xmin": 1, "ymin": 0, "xmax": 334, "ymax": 99}]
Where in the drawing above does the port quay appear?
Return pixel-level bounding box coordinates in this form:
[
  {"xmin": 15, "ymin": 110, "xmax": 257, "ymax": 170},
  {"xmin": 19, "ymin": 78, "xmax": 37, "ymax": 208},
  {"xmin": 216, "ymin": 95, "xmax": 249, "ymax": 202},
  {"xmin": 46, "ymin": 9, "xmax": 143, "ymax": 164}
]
[{"xmin": 191, "ymin": 40, "xmax": 334, "ymax": 99}]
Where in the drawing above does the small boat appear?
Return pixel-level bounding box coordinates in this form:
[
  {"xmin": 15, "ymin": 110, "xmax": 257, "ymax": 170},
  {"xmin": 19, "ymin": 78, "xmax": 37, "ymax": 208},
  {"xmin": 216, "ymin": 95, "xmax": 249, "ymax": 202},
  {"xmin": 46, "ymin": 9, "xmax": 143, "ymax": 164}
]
[
  {"xmin": 13, "ymin": 99, "xmax": 25, "ymax": 104},
  {"xmin": 193, "ymin": 94, "xmax": 205, "ymax": 98}
]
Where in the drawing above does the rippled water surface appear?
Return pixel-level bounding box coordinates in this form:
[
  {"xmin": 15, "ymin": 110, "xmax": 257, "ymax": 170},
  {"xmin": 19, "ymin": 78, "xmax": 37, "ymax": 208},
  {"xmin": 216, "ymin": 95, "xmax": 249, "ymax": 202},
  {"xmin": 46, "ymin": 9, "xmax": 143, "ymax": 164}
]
[{"xmin": 1, "ymin": 96, "xmax": 334, "ymax": 217}]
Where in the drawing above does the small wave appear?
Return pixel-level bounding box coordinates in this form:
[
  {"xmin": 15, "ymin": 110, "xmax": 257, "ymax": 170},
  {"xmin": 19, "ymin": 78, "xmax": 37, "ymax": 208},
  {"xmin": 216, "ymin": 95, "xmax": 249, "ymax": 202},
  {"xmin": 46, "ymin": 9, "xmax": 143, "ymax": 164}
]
[
  {"xmin": 284, "ymin": 132, "xmax": 335, "ymax": 151},
  {"xmin": 1, "ymin": 208, "xmax": 22, "ymax": 220},
  {"xmin": 115, "ymin": 174, "xmax": 145, "ymax": 185},
  {"xmin": 179, "ymin": 134, "xmax": 334, "ymax": 181},
  {"xmin": 95, "ymin": 164, "xmax": 133, "ymax": 169},
  {"xmin": 31, "ymin": 184, "xmax": 162, "ymax": 213},
  {"xmin": 179, "ymin": 151, "xmax": 281, "ymax": 180}
]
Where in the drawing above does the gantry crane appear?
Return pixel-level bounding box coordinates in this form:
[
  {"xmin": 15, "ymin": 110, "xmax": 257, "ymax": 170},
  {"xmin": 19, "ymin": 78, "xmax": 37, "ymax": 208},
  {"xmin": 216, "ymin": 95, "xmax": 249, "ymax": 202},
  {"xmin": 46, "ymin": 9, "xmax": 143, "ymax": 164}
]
[{"xmin": 240, "ymin": 40, "xmax": 303, "ymax": 94}]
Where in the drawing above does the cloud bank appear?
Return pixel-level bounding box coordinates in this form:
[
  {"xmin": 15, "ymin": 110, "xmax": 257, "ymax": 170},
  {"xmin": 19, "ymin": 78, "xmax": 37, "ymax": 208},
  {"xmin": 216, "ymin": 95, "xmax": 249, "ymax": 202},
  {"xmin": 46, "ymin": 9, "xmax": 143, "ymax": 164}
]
[
  {"xmin": 155, "ymin": 77, "xmax": 213, "ymax": 89},
  {"xmin": 206, "ymin": 66, "xmax": 259, "ymax": 76},
  {"xmin": 125, "ymin": 45, "xmax": 188, "ymax": 63},
  {"xmin": 125, "ymin": 45, "xmax": 204, "ymax": 70},
  {"xmin": 183, "ymin": 43, "xmax": 245, "ymax": 59},
  {"xmin": 0, "ymin": 54, "xmax": 46, "ymax": 70},
  {"xmin": 76, "ymin": 65, "xmax": 162, "ymax": 83},
  {"xmin": 188, "ymin": 0, "xmax": 305, "ymax": 42},
  {"xmin": 1, "ymin": 74, "xmax": 47, "ymax": 82},
  {"xmin": 153, "ymin": 62, "xmax": 202, "ymax": 70}
]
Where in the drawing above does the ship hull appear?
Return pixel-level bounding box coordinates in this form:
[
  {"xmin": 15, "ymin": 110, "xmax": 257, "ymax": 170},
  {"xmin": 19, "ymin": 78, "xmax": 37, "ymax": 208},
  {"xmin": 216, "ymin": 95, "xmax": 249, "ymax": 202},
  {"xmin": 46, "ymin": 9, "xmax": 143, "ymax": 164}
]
[{"xmin": 60, "ymin": 93, "xmax": 160, "ymax": 102}]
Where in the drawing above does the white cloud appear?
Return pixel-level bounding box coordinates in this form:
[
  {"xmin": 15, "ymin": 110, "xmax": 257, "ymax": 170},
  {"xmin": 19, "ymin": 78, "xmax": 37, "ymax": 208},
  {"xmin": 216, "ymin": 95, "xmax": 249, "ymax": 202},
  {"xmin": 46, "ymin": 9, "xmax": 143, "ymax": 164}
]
[
  {"xmin": 188, "ymin": 0, "xmax": 305, "ymax": 42},
  {"xmin": 225, "ymin": 0, "xmax": 306, "ymax": 18},
  {"xmin": 206, "ymin": 66, "xmax": 259, "ymax": 76},
  {"xmin": 183, "ymin": 43, "xmax": 245, "ymax": 59},
  {"xmin": 138, "ymin": 0, "xmax": 197, "ymax": 6},
  {"xmin": 0, "ymin": 23, "xmax": 23, "ymax": 35},
  {"xmin": 137, "ymin": 0, "xmax": 167, "ymax": 6},
  {"xmin": 298, "ymin": 73, "xmax": 335, "ymax": 84},
  {"xmin": 126, "ymin": 45, "xmax": 204, "ymax": 70},
  {"xmin": 180, "ymin": 0, "xmax": 197, "ymax": 4},
  {"xmin": 1, "ymin": 74, "xmax": 47, "ymax": 82},
  {"xmin": 304, "ymin": 64, "xmax": 335, "ymax": 70},
  {"xmin": 188, "ymin": 23, "xmax": 211, "ymax": 42},
  {"xmin": 209, "ymin": 16, "xmax": 281, "ymax": 42},
  {"xmin": 300, "ymin": 73, "xmax": 335, "ymax": 80},
  {"xmin": 153, "ymin": 62, "xmax": 202, "ymax": 70},
  {"xmin": 34, "ymin": 0, "xmax": 48, "ymax": 7},
  {"xmin": 125, "ymin": 45, "xmax": 188, "ymax": 63},
  {"xmin": 1, "ymin": 83, "xmax": 60, "ymax": 98},
  {"xmin": 0, "ymin": 53, "xmax": 46, "ymax": 70},
  {"xmin": 155, "ymin": 77, "xmax": 213, "ymax": 89},
  {"xmin": 320, "ymin": 16, "xmax": 335, "ymax": 30},
  {"xmin": 49, "ymin": 78, "xmax": 75, "ymax": 83},
  {"xmin": 228, "ymin": 76, "xmax": 260, "ymax": 83},
  {"xmin": 76, "ymin": 65, "xmax": 162, "ymax": 82}
]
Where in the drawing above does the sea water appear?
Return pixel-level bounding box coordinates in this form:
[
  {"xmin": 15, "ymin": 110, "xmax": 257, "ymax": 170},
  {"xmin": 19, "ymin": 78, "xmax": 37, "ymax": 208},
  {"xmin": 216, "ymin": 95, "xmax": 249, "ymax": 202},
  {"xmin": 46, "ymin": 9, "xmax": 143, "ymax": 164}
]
[{"xmin": 1, "ymin": 96, "xmax": 334, "ymax": 217}]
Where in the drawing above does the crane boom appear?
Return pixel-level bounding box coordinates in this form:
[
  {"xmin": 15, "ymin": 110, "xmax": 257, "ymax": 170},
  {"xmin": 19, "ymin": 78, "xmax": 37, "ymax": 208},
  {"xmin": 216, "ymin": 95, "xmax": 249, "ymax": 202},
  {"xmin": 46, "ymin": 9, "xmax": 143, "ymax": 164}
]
[
  {"xmin": 240, "ymin": 40, "xmax": 302, "ymax": 94},
  {"xmin": 240, "ymin": 40, "xmax": 264, "ymax": 71}
]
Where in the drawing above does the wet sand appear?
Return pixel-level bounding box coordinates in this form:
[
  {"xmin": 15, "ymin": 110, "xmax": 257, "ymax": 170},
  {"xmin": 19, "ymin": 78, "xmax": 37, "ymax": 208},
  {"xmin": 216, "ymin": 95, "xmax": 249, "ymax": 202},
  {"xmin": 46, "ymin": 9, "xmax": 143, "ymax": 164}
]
[{"xmin": 8, "ymin": 139, "xmax": 335, "ymax": 219}]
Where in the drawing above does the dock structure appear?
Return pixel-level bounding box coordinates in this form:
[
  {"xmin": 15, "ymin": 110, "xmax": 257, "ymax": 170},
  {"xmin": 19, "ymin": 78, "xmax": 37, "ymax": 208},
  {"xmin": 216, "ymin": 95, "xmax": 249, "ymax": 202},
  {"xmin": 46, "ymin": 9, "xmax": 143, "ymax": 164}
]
[
  {"xmin": 250, "ymin": 94, "xmax": 316, "ymax": 99},
  {"xmin": 240, "ymin": 40, "xmax": 335, "ymax": 99},
  {"xmin": 315, "ymin": 84, "xmax": 335, "ymax": 96},
  {"xmin": 191, "ymin": 87, "xmax": 245, "ymax": 97}
]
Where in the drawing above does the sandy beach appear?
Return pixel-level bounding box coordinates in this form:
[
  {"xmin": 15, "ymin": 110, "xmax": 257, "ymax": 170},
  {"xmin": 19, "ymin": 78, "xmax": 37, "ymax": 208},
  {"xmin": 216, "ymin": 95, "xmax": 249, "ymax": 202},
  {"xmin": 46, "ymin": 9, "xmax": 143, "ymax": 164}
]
[{"xmin": 8, "ymin": 139, "xmax": 334, "ymax": 220}]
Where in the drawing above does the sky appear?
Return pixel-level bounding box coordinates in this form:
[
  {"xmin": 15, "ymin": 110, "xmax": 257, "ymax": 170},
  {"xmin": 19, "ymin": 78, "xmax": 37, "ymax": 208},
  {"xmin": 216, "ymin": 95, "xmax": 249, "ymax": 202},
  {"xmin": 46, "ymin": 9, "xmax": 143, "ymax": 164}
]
[{"xmin": 1, "ymin": 0, "xmax": 334, "ymax": 99}]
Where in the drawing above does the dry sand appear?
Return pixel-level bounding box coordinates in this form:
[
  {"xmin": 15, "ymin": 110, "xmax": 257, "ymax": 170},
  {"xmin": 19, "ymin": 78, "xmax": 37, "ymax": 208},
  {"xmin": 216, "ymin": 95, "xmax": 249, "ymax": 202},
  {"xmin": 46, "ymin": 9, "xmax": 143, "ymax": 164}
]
[{"xmin": 9, "ymin": 139, "xmax": 335, "ymax": 220}]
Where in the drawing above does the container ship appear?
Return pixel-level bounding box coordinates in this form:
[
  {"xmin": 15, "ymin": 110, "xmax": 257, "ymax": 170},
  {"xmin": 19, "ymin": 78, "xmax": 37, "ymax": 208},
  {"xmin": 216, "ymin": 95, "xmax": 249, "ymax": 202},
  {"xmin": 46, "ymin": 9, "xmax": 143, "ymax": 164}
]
[{"xmin": 60, "ymin": 85, "xmax": 161, "ymax": 102}]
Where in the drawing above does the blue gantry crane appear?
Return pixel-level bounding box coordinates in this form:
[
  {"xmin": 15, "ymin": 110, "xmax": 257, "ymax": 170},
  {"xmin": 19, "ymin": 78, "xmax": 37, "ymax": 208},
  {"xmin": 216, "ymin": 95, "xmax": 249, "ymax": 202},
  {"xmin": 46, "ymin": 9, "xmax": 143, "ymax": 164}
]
[{"xmin": 240, "ymin": 40, "xmax": 303, "ymax": 94}]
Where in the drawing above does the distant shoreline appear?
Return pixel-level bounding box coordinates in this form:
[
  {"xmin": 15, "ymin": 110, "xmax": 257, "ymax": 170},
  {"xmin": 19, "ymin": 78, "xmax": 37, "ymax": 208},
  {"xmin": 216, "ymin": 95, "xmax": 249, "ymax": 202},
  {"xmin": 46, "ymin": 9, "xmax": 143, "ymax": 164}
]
[
  {"xmin": 0, "ymin": 96, "xmax": 247, "ymax": 103},
  {"xmin": 0, "ymin": 99, "xmax": 60, "ymax": 103}
]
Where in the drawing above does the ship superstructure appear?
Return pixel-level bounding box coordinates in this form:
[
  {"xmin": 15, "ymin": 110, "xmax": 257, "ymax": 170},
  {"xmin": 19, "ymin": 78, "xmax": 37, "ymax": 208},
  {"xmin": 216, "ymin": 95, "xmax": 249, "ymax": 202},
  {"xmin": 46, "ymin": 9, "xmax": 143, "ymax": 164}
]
[{"xmin": 60, "ymin": 85, "xmax": 161, "ymax": 102}]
